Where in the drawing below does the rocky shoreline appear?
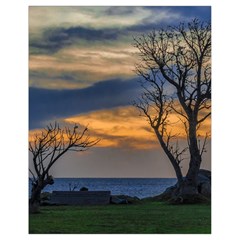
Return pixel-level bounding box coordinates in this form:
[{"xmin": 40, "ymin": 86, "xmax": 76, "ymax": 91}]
[{"xmin": 39, "ymin": 169, "xmax": 211, "ymax": 205}]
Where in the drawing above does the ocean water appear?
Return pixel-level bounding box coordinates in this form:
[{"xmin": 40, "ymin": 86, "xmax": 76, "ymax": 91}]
[{"xmin": 29, "ymin": 178, "xmax": 177, "ymax": 199}]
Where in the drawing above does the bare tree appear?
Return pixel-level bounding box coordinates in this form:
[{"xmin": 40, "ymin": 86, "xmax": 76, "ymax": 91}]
[
  {"xmin": 133, "ymin": 19, "xmax": 211, "ymax": 202},
  {"xmin": 133, "ymin": 77, "xmax": 185, "ymax": 185},
  {"xmin": 29, "ymin": 122, "xmax": 99, "ymax": 213}
]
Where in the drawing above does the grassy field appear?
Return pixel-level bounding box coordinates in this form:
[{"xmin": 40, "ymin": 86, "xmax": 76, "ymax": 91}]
[{"xmin": 29, "ymin": 201, "xmax": 211, "ymax": 234}]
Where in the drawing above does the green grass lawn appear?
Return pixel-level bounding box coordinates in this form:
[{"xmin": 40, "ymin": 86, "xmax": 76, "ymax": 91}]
[{"xmin": 29, "ymin": 201, "xmax": 211, "ymax": 234}]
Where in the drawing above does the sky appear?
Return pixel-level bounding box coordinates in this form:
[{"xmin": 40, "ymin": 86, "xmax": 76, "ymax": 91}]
[{"xmin": 29, "ymin": 6, "xmax": 211, "ymax": 178}]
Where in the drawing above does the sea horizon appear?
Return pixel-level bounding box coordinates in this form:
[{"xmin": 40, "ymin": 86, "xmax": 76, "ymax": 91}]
[{"xmin": 29, "ymin": 177, "xmax": 177, "ymax": 199}]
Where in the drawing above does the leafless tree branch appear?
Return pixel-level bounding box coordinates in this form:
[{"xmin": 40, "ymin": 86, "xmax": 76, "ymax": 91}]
[
  {"xmin": 133, "ymin": 19, "xmax": 211, "ymax": 189},
  {"xmin": 29, "ymin": 122, "xmax": 99, "ymax": 210}
]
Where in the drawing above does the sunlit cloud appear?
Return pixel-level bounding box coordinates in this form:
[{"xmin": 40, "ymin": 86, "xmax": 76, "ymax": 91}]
[
  {"xmin": 62, "ymin": 106, "xmax": 211, "ymax": 150},
  {"xmin": 29, "ymin": 6, "xmax": 182, "ymax": 33},
  {"xmin": 29, "ymin": 44, "xmax": 137, "ymax": 89},
  {"xmin": 64, "ymin": 106, "xmax": 157, "ymax": 149}
]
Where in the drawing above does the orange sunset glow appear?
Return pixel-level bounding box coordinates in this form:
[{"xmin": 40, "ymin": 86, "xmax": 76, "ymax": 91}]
[{"xmin": 29, "ymin": 105, "xmax": 211, "ymax": 150}]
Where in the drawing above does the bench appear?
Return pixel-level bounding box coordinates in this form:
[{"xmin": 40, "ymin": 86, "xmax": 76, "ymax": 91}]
[{"xmin": 50, "ymin": 191, "xmax": 111, "ymax": 205}]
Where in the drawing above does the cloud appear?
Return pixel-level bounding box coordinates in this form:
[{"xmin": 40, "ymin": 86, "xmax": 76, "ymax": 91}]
[
  {"xmin": 29, "ymin": 78, "xmax": 142, "ymax": 129},
  {"xmin": 30, "ymin": 6, "xmax": 207, "ymax": 34},
  {"xmin": 29, "ymin": 105, "xmax": 159, "ymax": 150},
  {"xmin": 29, "ymin": 44, "xmax": 138, "ymax": 88},
  {"xmin": 29, "ymin": 6, "xmax": 170, "ymax": 32},
  {"xmin": 63, "ymin": 105, "xmax": 211, "ymax": 150},
  {"xmin": 64, "ymin": 106, "xmax": 158, "ymax": 149},
  {"xmin": 29, "ymin": 70, "xmax": 89, "ymax": 89},
  {"xmin": 30, "ymin": 26, "xmax": 121, "ymax": 54},
  {"xmin": 30, "ymin": 6, "xmax": 204, "ymax": 55},
  {"xmin": 30, "ymin": 102, "xmax": 211, "ymax": 151}
]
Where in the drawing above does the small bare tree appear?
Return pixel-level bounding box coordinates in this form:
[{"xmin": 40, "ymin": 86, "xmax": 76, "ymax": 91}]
[
  {"xmin": 29, "ymin": 122, "xmax": 99, "ymax": 213},
  {"xmin": 133, "ymin": 19, "xmax": 211, "ymax": 202}
]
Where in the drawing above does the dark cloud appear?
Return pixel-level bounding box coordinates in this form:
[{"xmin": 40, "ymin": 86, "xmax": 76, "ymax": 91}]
[
  {"xmin": 29, "ymin": 78, "xmax": 142, "ymax": 129},
  {"xmin": 47, "ymin": 26, "xmax": 119, "ymax": 41},
  {"xmin": 30, "ymin": 26, "xmax": 120, "ymax": 54}
]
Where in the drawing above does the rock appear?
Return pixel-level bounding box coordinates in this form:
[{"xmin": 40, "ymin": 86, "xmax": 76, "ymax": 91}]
[
  {"xmin": 199, "ymin": 181, "xmax": 211, "ymax": 198},
  {"xmin": 110, "ymin": 195, "xmax": 141, "ymax": 204},
  {"xmin": 198, "ymin": 169, "xmax": 211, "ymax": 197},
  {"xmin": 40, "ymin": 192, "xmax": 53, "ymax": 206},
  {"xmin": 198, "ymin": 170, "xmax": 211, "ymax": 183},
  {"xmin": 40, "ymin": 192, "xmax": 52, "ymax": 201},
  {"xmin": 198, "ymin": 174, "xmax": 209, "ymax": 183},
  {"xmin": 110, "ymin": 195, "xmax": 128, "ymax": 204},
  {"xmin": 154, "ymin": 169, "xmax": 211, "ymax": 201},
  {"xmin": 154, "ymin": 185, "xmax": 178, "ymax": 201},
  {"xmin": 199, "ymin": 169, "xmax": 211, "ymax": 180}
]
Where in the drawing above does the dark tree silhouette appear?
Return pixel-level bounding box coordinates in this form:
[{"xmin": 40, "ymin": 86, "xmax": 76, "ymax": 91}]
[
  {"xmin": 133, "ymin": 80, "xmax": 186, "ymax": 185},
  {"xmin": 133, "ymin": 19, "xmax": 211, "ymax": 202},
  {"xmin": 29, "ymin": 122, "xmax": 99, "ymax": 213}
]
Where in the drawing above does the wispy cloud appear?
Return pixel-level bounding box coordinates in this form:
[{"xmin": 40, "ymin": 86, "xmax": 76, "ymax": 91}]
[
  {"xmin": 29, "ymin": 44, "xmax": 138, "ymax": 88},
  {"xmin": 62, "ymin": 105, "xmax": 211, "ymax": 150},
  {"xmin": 62, "ymin": 106, "xmax": 158, "ymax": 149},
  {"xmin": 29, "ymin": 6, "xmax": 182, "ymax": 33}
]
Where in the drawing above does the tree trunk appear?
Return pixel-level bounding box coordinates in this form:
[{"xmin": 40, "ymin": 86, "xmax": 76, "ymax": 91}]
[
  {"xmin": 29, "ymin": 176, "xmax": 54, "ymax": 214},
  {"xmin": 29, "ymin": 184, "xmax": 42, "ymax": 214},
  {"xmin": 175, "ymin": 120, "xmax": 202, "ymax": 202}
]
